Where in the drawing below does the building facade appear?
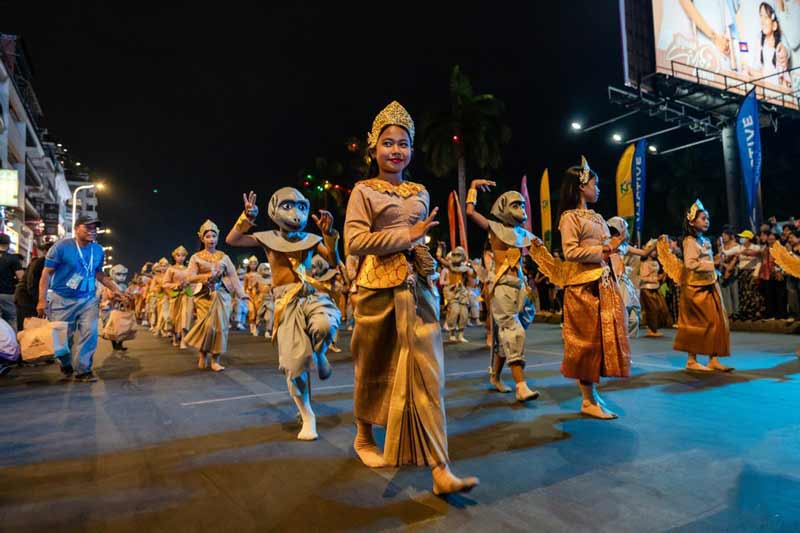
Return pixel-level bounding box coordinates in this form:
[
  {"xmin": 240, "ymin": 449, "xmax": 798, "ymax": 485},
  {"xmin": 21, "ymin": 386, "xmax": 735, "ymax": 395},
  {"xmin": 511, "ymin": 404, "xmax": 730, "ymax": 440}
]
[{"xmin": 0, "ymin": 34, "xmax": 82, "ymax": 263}]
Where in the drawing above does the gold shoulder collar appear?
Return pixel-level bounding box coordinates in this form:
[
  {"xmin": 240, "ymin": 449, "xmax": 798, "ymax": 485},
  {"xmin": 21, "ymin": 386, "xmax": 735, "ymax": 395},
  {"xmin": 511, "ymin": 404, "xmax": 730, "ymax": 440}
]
[
  {"xmin": 196, "ymin": 250, "xmax": 225, "ymax": 262},
  {"xmin": 358, "ymin": 178, "xmax": 425, "ymax": 198}
]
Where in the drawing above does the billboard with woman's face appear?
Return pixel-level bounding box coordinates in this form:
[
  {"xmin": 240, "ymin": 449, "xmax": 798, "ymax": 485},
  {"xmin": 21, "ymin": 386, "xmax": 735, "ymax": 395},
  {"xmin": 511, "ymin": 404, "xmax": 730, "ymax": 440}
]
[{"xmin": 652, "ymin": 0, "xmax": 800, "ymax": 109}]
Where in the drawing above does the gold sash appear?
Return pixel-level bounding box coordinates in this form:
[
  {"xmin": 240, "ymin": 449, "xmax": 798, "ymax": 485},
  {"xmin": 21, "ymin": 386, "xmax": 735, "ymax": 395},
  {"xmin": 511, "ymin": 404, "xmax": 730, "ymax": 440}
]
[
  {"xmin": 356, "ymin": 253, "xmax": 409, "ymax": 289},
  {"xmin": 271, "ymin": 257, "xmax": 331, "ymax": 342}
]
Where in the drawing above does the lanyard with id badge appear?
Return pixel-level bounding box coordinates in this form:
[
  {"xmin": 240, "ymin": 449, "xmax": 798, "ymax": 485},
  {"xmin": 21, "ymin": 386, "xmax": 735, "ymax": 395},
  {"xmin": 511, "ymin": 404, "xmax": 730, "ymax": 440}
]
[{"xmin": 66, "ymin": 240, "xmax": 95, "ymax": 292}]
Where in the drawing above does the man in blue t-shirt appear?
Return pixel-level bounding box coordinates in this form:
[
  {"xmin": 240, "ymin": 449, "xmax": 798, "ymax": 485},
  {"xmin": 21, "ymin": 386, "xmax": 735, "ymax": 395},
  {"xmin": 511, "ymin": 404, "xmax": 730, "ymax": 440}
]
[{"xmin": 36, "ymin": 215, "xmax": 127, "ymax": 382}]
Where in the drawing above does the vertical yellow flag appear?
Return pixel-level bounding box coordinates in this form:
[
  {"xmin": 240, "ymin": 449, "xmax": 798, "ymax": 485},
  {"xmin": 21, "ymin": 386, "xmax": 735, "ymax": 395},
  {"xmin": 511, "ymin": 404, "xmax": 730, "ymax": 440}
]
[
  {"xmin": 615, "ymin": 144, "xmax": 635, "ymax": 228},
  {"xmin": 539, "ymin": 169, "xmax": 552, "ymax": 250}
]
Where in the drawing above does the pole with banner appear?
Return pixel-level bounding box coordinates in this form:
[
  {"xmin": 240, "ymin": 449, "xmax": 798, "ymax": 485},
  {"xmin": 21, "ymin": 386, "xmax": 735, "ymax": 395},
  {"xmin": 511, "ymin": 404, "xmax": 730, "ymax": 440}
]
[
  {"xmin": 633, "ymin": 140, "xmax": 647, "ymax": 246},
  {"xmin": 615, "ymin": 144, "xmax": 635, "ymax": 231},
  {"xmin": 539, "ymin": 169, "xmax": 552, "ymax": 250},
  {"xmin": 520, "ymin": 175, "xmax": 533, "ymax": 255},
  {"xmin": 736, "ymin": 89, "xmax": 762, "ymax": 231}
]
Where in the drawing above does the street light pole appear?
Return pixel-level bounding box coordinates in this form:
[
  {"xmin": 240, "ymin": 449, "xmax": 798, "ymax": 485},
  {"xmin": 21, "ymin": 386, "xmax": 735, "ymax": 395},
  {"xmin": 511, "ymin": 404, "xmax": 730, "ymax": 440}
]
[{"xmin": 71, "ymin": 184, "xmax": 96, "ymax": 236}]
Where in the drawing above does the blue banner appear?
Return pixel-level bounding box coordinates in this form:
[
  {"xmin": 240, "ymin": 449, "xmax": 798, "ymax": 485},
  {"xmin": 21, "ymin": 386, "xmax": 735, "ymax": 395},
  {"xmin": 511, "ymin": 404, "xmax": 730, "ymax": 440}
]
[
  {"xmin": 736, "ymin": 89, "xmax": 762, "ymax": 230},
  {"xmin": 633, "ymin": 139, "xmax": 647, "ymax": 243}
]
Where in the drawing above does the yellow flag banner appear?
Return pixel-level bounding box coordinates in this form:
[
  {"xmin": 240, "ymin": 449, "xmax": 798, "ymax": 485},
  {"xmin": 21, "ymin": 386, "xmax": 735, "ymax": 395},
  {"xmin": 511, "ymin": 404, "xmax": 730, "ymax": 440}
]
[
  {"xmin": 539, "ymin": 169, "xmax": 552, "ymax": 250},
  {"xmin": 615, "ymin": 144, "xmax": 635, "ymax": 228}
]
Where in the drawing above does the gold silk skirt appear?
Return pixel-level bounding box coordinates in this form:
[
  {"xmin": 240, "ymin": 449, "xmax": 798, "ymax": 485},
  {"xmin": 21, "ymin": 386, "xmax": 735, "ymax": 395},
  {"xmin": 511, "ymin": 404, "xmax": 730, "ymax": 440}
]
[
  {"xmin": 170, "ymin": 293, "xmax": 195, "ymax": 334},
  {"xmin": 157, "ymin": 295, "xmax": 172, "ymax": 336},
  {"xmin": 246, "ymin": 288, "xmax": 259, "ymax": 323},
  {"xmin": 351, "ymin": 277, "xmax": 448, "ymax": 467},
  {"xmin": 184, "ymin": 289, "xmax": 232, "ymax": 355},
  {"xmin": 562, "ymin": 279, "xmax": 631, "ymax": 383},
  {"xmin": 673, "ymin": 284, "xmax": 730, "ymax": 356},
  {"xmin": 640, "ymin": 288, "xmax": 671, "ymax": 332}
]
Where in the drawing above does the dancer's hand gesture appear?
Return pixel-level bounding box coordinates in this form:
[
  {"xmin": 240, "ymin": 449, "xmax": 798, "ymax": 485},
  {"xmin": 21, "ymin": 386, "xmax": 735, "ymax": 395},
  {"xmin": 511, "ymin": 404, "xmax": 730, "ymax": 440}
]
[
  {"xmin": 410, "ymin": 207, "xmax": 439, "ymax": 242},
  {"xmin": 312, "ymin": 210, "xmax": 335, "ymax": 235},
  {"xmin": 609, "ymin": 235, "xmax": 625, "ymax": 252},
  {"xmin": 243, "ymin": 191, "xmax": 258, "ymax": 219},
  {"xmin": 470, "ymin": 179, "xmax": 496, "ymax": 192}
]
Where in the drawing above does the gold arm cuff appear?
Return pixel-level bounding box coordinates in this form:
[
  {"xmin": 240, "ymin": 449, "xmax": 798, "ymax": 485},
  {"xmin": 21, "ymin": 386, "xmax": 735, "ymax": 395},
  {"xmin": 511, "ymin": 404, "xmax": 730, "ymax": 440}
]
[
  {"xmin": 466, "ymin": 188, "xmax": 478, "ymax": 205},
  {"xmin": 234, "ymin": 212, "xmax": 255, "ymax": 233}
]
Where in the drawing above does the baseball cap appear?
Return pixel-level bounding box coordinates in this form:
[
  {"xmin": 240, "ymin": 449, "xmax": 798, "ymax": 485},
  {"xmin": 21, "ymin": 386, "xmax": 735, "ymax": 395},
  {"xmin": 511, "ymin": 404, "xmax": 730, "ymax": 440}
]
[
  {"xmin": 74, "ymin": 214, "xmax": 102, "ymax": 228},
  {"xmin": 737, "ymin": 230, "xmax": 754, "ymax": 239}
]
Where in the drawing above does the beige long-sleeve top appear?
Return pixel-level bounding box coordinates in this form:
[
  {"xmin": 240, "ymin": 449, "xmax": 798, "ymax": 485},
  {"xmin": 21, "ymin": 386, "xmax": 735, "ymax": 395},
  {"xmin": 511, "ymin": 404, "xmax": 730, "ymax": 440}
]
[
  {"xmin": 639, "ymin": 258, "xmax": 661, "ymax": 289},
  {"xmin": 683, "ymin": 236, "xmax": 715, "ymax": 272},
  {"xmin": 682, "ymin": 235, "xmax": 718, "ymax": 286},
  {"xmin": 185, "ymin": 250, "xmax": 245, "ymax": 298},
  {"xmin": 344, "ymin": 179, "xmax": 429, "ymax": 257},
  {"xmin": 558, "ymin": 209, "xmax": 610, "ymax": 265}
]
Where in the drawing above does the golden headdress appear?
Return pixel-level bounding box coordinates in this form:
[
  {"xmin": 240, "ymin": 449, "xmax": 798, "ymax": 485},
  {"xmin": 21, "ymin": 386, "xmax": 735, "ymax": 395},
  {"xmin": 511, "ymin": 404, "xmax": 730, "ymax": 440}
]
[
  {"xmin": 367, "ymin": 101, "xmax": 415, "ymax": 148},
  {"xmin": 157, "ymin": 257, "xmax": 169, "ymax": 266},
  {"xmin": 248, "ymin": 255, "xmax": 258, "ymax": 263},
  {"xmin": 197, "ymin": 219, "xmax": 219, "ymax": 238},
  {"xmin": 578, "ymin": 155, "xmax": 593, "ymax": 185},
  {"xmin": 172, "ymin": 245, "xmax": 188, "ymax": 257},
  {"xmin": 687, "ymin": 199, "xmax": 705, "ymax": 222}
]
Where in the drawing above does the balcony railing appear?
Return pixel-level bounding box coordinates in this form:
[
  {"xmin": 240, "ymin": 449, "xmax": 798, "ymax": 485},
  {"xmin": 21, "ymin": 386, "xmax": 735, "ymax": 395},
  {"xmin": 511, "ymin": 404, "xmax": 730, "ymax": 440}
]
[{"xmin": 662, "ymin": 60, "xmax": 800, "ymax": 112}]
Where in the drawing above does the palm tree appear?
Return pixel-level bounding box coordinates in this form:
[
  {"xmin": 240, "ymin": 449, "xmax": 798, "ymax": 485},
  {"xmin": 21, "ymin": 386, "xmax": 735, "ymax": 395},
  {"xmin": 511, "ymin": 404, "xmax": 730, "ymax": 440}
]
[{"xmin": 419, "ymin": 66, "xmax": 511, "ymax": 223}]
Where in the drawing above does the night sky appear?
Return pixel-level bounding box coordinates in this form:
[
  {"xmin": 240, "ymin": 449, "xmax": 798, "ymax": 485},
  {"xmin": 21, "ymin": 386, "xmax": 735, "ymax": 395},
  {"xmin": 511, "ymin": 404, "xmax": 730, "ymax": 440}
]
[{"xmin": 6, "ymin": 2, "xmax": 800, "ymax": 267}]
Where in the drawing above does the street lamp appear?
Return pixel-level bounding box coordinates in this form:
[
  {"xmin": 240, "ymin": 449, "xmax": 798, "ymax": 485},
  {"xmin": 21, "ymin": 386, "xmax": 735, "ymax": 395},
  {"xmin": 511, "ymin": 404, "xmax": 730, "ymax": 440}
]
[
  {"xmin": 648, "ymin": 145, "xmax": 658, "ymax": 153},
  {"xmin": 71, "ymin": 182, "xmax": 105, "ymax": 235},
  {"xmin": 103, "ymin": 246, "xmax": 113, "ymax": 251},
  {"xmin": 571, "ymin": 122, "xmax": 582, "ymax": 131},
  {"xmin": 612, "ymin": 133, "xmax": 623, "ymax": 143}
]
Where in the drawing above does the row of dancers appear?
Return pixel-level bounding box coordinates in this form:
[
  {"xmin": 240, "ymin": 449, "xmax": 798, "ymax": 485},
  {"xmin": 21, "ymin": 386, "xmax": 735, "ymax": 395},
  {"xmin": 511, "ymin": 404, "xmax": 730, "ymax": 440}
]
[{"xmin": 109, "ymin": 101, "xmax": 757, "ymax": 495}]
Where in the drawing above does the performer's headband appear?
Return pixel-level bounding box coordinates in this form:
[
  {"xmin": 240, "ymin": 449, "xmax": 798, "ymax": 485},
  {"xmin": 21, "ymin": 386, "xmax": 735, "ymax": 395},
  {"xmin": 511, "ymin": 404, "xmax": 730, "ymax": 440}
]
[
  {"xmin": 367, "ymin": 101, "xmax": 415, "ymax": 149},
  {"xmin": 578, "ymin": 155, "xmax": 593, "ymax": 185},
  {"xmin": 687, "ymin": 199, "xmax": 706, "ymax": 222}
]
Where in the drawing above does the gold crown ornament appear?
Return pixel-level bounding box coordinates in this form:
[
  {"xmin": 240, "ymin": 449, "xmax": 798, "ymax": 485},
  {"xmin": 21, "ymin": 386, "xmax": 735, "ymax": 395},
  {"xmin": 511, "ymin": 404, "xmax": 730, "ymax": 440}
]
[
  {"xmin": 367, "ymin": 101, "xmax": 415, "ymax": 149},
  {"xmin": 197, "ymin": 219, "xmax": 219, "ymax": 238},
  {"xmin": 157, "ymin": 257, "xmax": 169, "ymax": 266},
  {"xmin": 687, "ymin": 199, "xmax": 706, "ymax": 222},
  {"xmin": 172, "ymin": 245, "xmax": 188, "ymax": 257},
  {"xmin": 578, "ymin": 155, "xmax": 593, "ymax": 185}
]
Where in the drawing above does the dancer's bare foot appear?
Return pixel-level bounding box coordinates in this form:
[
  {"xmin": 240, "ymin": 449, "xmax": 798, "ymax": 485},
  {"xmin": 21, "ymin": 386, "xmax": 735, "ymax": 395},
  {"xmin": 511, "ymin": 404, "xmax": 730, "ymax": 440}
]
[
  {"xmin": 645, "ymin": 331, "xmax": 663, "ymax": 337},
  {"xmin": 515, "ymin": 382, "xmax": 540, "ymax": 402},
  {"xmin": 578, "ymin": 383, "xmax": 617, "ymax": 419},
  {"xmin": 210, "ymin": 355, "xmax": 225, "ymax": 372},
  {"xmin": 197, "ymin": 354, "xmax": 207, "ymax": 370},
  {"xmin": 685, "ymin": 360, "xmax": 713, "ymax": 372},
  {"xmin": 432, "ymin": 464, "xmax": 479, "ymax": 496},
  {"xmin": 489, "ymin": 375, "xmax": 512, "ymax": 393},
  {"xmin": 353, "ymin": 434, "xmax": 387, "ymax": 468},
  {"xmin": 457, "ymin": 333, "xmax": 468, "ymax": 343},
  {"xmin": 581, "ymin": 400, "xmax": 618, "ymax": 419},
  {"xmin": 329, "ymin": 344, "xmax": 342, "ymax": 353},
  {"xmin": 708, "ymin": 358, "xmax": 734, "ymax": 372},
  {"xmin": 297, "ymin": 416, "xmax": 318, "ymax": 441}
]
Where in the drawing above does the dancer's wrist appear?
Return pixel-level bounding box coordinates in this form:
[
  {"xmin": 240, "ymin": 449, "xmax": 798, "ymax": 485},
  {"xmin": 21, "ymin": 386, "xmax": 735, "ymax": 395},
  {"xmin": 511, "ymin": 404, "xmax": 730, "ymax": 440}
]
[{"xmin": 235, "ymin": 211, "xmax": 255, "ymax": 233}]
